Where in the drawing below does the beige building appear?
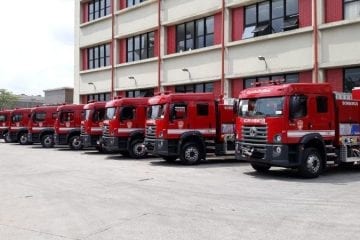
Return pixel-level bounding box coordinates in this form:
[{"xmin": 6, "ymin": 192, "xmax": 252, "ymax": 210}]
[
  {"xmin": 44, "ymin": 87, "xmax": 74, "ymax": 105},
  {"xmin": 75, "ymin": 0, "xmax": 360, "ymax": 104}
]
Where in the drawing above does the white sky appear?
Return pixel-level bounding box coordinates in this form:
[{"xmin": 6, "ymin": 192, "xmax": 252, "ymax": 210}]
[{"xmin": 0, "ymin": 0, "xmax": 74, "ymax": 96}]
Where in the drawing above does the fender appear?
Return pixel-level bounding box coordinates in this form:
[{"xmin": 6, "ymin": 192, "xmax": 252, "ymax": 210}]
[
  {"xmin": 16, "ymin": 128, "xmax": 29, "ymax": 139},
  {"xmin": 39, "ymin": 128, "xmax": 55, "ymax": 139},
  {"xmin": 127, "ymin": 130, "xmax": 145, "ymax": 148},
  {"xmin": 298, "ymin": 133, "xmax": 327, "ymax": 163},
  {"xmin": 178, "ymin": 131, "xmax": 206, "ymax": 156},
  {"xmin": 65, "ymin": 129, "xmax": 81, "ymax": 143}
]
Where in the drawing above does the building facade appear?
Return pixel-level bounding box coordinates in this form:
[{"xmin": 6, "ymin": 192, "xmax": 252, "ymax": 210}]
[
  {"xmin": 44, "ymin": 87, "xmax": 74, "ymax": 105},
  {"xmin": 75, "ymin": 0, "xmax": 360, "ymax": 103},
  {"xmin": 14, "ymin": 94, "xmax": 45, "ymax": 109}
]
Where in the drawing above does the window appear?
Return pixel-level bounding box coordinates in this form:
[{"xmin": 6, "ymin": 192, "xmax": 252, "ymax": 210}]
[
  {"xmin": 197, "ymin": 104, "xmax": 209, "ymax": 116},
  {"xmin": 127, "ymin": 32, "xmax": 155, "ymax": 62},
  {"xmin": 88, "ymin": 0, "xmax": 111, "ymax": 22},
  {"xmin": 344, "ymin": 0, "xmax": 360, "ymax": 19},
  {"xmin": 175, "ymin": 82, "xmax": 214, "ymax": 93},
  {"xmin": 290, "ymin": 95, "xmax": 307, "ymax": 119},
  {"xmin": 244, "ymin": 73, "xmax": 299, "ymax": 89},
  {"xmin": 87, "ymin": 44, "xmax": 110, "ymax": 69},
  {"xmin": 0, "ymin": 114, "xmax": 6, "ymax": 122},
  {"xmin": 12, "ymin": 114, "xmax": 22, "ymax": 123},
  {"xmin": 127, "ymin": 0, "xmax": 147, "ymax": 7},
  {"xmin": 93, "ymin": 109, "xmax": 105, "ymax": 122},
  {"xmin": 171, "ymin": 103, "xmax": 187, "ymax": 120},
  {"xmin": 60, "ymin": 112, "xmax": 74, "ymax": 123},
  {"xmin": 243, "ymin": 0, "xmax": 299, "ymax": 39},
  {"xmin": 34, "ymin": 112, "xmax": 46, "ymax": 122},
  {"xmin": 120, "ymin": 106, "xmax": 135, "ymax": 121},
  {"xmin": 344, "ymin": 67, "xmax": 360, "ymax": 92},
  {"xmin": 86, "ymin": 92, "xmax": 111, "ymax": 102},
  {"xmin": 176, "ymin": 16, "xmax": 214, "ymax": 52},
  {"xmin": 126, "ymin": 89, "xmax": 154, "ymax": 98},
  {"xmin": 316, "ymin": 96, "xmax": 328, "ymax": 113}
]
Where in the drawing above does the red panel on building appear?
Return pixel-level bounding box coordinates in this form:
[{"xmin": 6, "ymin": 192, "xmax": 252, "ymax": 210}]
[
  {"xmin": 213, "ymin": 81, "xmax": 221, "ymax": 97},
  {"xmin": 326, "ymin": 68, "xmax": 343, "ymax": 92},
  {"xmin": 117, "ymin": 91, "xmax": 126, "ymax": 98},
  {"xmin": 231, "ymin": 7, "xmax": 244, "ymax": 41},
  {"xmin": 82, "ymin": 49, "xmax": 88, "ymax": 70},
  {"xmin": 167, "ymin": 26, "xmax": 176, "ymax": 55},
  {"xmin": 231, "ymin": 78, "xmax": 244, "ymax": 97},
  {"xmin": 325, "ymin": 0, "xmax": 343, "ymax": 23},
  {"xmin": 82, "ymin": 3, "xmax": 88, "ymax": 23},
  {"xmin": 214, "ymin": 12, "xmax": 222, "ymax": 45},
  {"xmin": 165, "ymin": 86, "xmax": 175, "ymax": 93},
  {"xmin": 154, "ymin": 30, "xmax": 159, "ymax": 57},
  {"xmin": 119, "ymin": 0, "xmax": 126, "ymax": 10},
  {"xmin": 299, "ymin": 0, "xmax": 312, "ymax": 27},
  {"xmin": 119, "ymin": 39, "xmax": 126, "ymax": 64},
  {"xmin": 299, "ymin": 71, "xmax": 313, "ymax": 83},
  {"xmin": 81, "ymin": 95, "xmax": 88, "ymax": 104}
]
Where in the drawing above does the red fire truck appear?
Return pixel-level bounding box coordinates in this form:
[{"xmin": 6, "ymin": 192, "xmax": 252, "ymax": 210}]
[
  {"xmin": 144, "ymin": 92, "xmax": 235, "ymax": 164},
  {"xmin": 102, "ymin": 97, "xmax": 148, "ymax": 158},
  {"xmin": 235, "ymin": 82, "xmax": 360, "ymax": 178},
  {"xmin": 54, "ymin": 104, "xmax": 85, "ymax": 150},
  {"xmin": 8, "ymin": 108, "xmax": 32, "ymax": 144},
  {"xmin": 80, "ymin": 101, "xmax": 106, "ymax": 151},
  {"xmin": 0, "ymin": 110, "xmax": 12, "ymax": 142},
  {"xmin": 27, "ymin": 105, "xmax": 58, "ymax": 147}
]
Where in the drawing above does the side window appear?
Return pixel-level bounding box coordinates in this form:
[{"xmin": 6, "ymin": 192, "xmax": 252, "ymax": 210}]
[
  {"xmin": 171, "ymin": 103, "xmax": 187, "ymax": 120},
  {"xmin": 290, "ymin": 95, "xmax": 307, "ymax": 119},
  {"xmin": 120, "ymin": 106, "xmax": 135, "ymax": 121},
  {"xmin": 197, "ymin": 103, "xmax": 209, "ymax": 116},
  {"xmin": 316, "ymin": 96, "xmax": 328, "ymax": 113},
  {"xmin": 35, "ymin": 112, "xmax": 46, "ymax": 122},
  {"xmin": 61, "ymin": 112, "xmax": 74, "ymax": 122},
  {"xmin": 52, "ymin": 113, "xmax": 58, "ymax": 119}
]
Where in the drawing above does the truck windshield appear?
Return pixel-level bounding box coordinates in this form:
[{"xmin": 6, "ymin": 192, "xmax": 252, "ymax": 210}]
[
  {"xmin": 33, "ymin": 112, "xmax": 46, "ymax": 122},
  {"xmin": 105, "ymin": 107, "xmax": 116, "ymax": 120},
  {"xmin": 85, "ymin": 109, "xmax": 92, "ymax": 120},
  {"xmin": 147, "ymin": 104, "xmax": 165, "ymax": 120},
  {"xmin": 239, "ymin": 97, "xmax": 284, "ymax": 117},
  {"xmin": 0, "ymin": 114, "xmax": 6, "ymax": 122},
  {"xmin": 12, "ymin": 114, "xmax": 23, "ymax": 123}
]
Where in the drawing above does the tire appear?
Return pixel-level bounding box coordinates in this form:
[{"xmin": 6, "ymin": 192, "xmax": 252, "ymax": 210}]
[
  {"xmin": 251, "ymin": 163, "xmax": 271, "ymax": 173},
  {"xmin": 180, "ymin": 142, "xmax": 202, "ymax": 165},
  {"xmin": 298, "ymin": 148, "xmax": 323, "ymax": 178},
  {"xmin": 4, "ymin": 133, "xmax": 11, "ymax": 143},
  {"xmin": 163, "ymin": 156, "xmax": 177, "ymax": 162},
  {"xmin": 69, "ymin": 135, "xmax": 83, "ymax": 150},
  {"xmin": 19, "ymin": 133, "xmax": 28, "ymax": 145},
  {"xmin": 41, "ymin": 134, "xmax": 54, "ymax": 148},
  {"xmin": 129, "ymin": 139, "xmax": 147, "ymax": 159}
]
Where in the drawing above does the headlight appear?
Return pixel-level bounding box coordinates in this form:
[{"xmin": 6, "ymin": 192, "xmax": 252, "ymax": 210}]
[
  {"xmin": 159, "ymin": 131, "xmax": 163, "ymax": 138},
  {"xmin": 274, "ymin": 134, "xmax": 282, "ymax": 143}
]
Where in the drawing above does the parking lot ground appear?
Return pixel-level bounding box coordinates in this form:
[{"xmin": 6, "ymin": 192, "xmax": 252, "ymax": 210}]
[{"xmin": 1, "ymin": 140, "xmax": 360, "ymax": 240}]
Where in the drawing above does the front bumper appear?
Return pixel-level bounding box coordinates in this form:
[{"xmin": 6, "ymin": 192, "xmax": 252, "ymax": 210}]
[
  {"xmin": 0, "ymin": 128, "xmax": 8, "ymax": 139},
  {"xmin": 235, "ymin": 141, "xmax": 300, "ymax": 167},
  {"xmin": 80, "ymin": 134, "xmax": 100, "ymax": 148},
  {"xmin": 54, "ymin": 134, "xmax": 67, "ymax": 145},
  {"xmin": 102, "ymin": 136, "xmax": 127, "ymax": 152},
  {"xmin": 145, "ymin": 138, "xmax": 178, "ymax": 157}
]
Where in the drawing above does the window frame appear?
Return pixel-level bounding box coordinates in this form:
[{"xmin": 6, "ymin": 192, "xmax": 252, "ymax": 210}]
[
  {"xmin": 126, "ymin": 31, "xmax": 155, "ymax": 63},
  {"xmin": 127, "ymin": 0, "xmax": 147, "ymax": 8},
  {"xmin": 88, "ymin": 0, "xmax": 111, "ymax": 22},
  {"xmin": 344, "ymin": 67, "xmax": 360, "ymax": 93},
  {"xmin": 344, "ymin": 0, "xmax": 360, "ymax": 20},
  {"xmin": 244, "ymin": 73, "xmax": 299, "ymax": 89},
  {"xmin": 87, "ymin": 44, "xmax": 111, "ymax": 70},
  {"xmin": 175, "ymin": 82, "xmax": 214, "ymax": 93}
]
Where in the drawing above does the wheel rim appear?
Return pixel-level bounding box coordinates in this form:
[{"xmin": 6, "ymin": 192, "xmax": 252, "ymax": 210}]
[
  {"xmin": 185, "ymin": 146, "xmax": 199, "ymax": 163},
  {"xmin": 133, "ymin": 142, "xmax": 146, "ymax": 157},
  {"xmin": 307, "ymin": 154, "xmax": 320, "ymax": 174},
  {"xmin": 72, "ymin": 137, "xmax": 81, "ymax": 148},
  {"xmin": 20, "ymin": 135, "xmax": 27, "ymax": 144},
  {"xmin": 5, "ymin": 134, "xmax": 11, "ymax": 142},
  {"xmin": 44, "ymin": 136, "xmax": 52, "ymax": 146}
]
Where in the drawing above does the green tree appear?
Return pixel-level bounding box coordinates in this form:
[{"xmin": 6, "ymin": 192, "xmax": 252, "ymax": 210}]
[{"xmin": 0, "ymin": 89, "xmax": 18, "ymax": 110}]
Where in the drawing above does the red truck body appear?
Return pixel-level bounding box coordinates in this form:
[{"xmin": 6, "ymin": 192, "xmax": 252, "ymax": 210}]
[
  {"xmin": 8, "ymin": 108, "xmax": 32, "ymax": 144},
  {"xmin": 54, "ymin": 104, "xmax": 85, "ymax": 150},
  {"xmin": 102, "ymin": 97, "xmax": 148, "ymax": 158},
  {"xmin": 80, "ymin": 101, "xmax": 106, "ymax": 150},
  {"xmin": 0, "ymin": 110, "xmax": 12, "ymax": 142},
  {"xmin": 235, "ymin": 83, "xmax": 360, "ymax": 178},
  {"xmin": 27, "ymin": 105, "xmax": 59, "ymax": 147},
  {"xmin": 144, "ymin": 92, "xmax": 235, "ymax": 164}
]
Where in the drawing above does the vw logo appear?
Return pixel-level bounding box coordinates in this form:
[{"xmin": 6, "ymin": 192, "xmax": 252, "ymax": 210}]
[{"xmin": 250, "ymin": 127, "xmax": 257, "ymax": 137}]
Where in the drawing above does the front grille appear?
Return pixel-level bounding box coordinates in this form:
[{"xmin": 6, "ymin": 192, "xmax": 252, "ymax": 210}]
[
  {"xmin": 241, "ymin": 125, "xmax": 268, "ymax": 159},
  {"xmin": 103, "ymin": 125, "xmax": 110, "ymax": 136},
  {"xmin": 81, "ymin": 126, "xmax": 85, "ymax": 134},
  {"xmin": 145, "ymin": 125, "xmax": 156, "ymax": 151}
]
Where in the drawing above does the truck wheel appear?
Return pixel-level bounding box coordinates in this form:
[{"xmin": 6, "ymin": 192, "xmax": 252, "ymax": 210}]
[
  {"xmin": 251, "ymin": 163, "xmax": 271, "ymax": 173},
  {"xmin": 180, "ymin": 142, "xmax": 201, "ymax": 165},
  {"xmin": 298, "ymin": 148, "xmax": 323, "ymax": 178},
  {"xmin": 69, "ymin": 135, "xmax": 83, "ymax": 150},
  {"xmin": 19, "ymin": 133, "xmax": 28, "ymax": 145},
  {"xmin": 129, "ymin": 139, "xmax": 147, "ymax": 159},
  {"xmin": 4, "ymin": 133, "xmax": 11, "ymax": 143},
  {"xmin": 41, "ymin": 134, "xmax": 54, "ymax": 148},
  {"xmin": 163, "ymin": 156, "xmax": 177, "ymax": 162}
]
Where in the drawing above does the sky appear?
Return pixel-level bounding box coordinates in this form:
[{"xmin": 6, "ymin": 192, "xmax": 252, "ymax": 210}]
[{"xmin": 0, "ymin": 0, "xmax": 74, "ymax": 96}]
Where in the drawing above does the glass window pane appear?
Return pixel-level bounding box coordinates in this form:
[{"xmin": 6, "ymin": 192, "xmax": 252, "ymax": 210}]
[
  {"xmin": 127, "ymin": 52, "xmax": 133, "ymax": 62},
  {"xmin": 100, "ymin": 45, "xmax": 105, "ymax": 58},
  {"xmin": 127, "ymin": 0, "xmax": 133, "ymax": 7},
  {"xmin": 100, "ymin": 58, "xmax": 105, "ymax": 67},
  {"xmin": 127, "ymin": 38, "xmax": 133, "ymax": 51},
  {"xmin": 196, "ymin": 19, "xmax": 204, "ymax": 36},
  {"xmin": 94, "ymin": 47, "xmax": 99, "ymax": 59},
  {"xmin": 148, "ymin": 32, "xmax": 155, "ymax": 58},
  {"xmin": 205, "ymin": 83, "xmax": 214, "ymax": 92},
  {"xmin": 177, "ymin": 24, "xmax": 185, "ymax": 52},
  {"xmin": 205, "ymin": 34, "xmax": 214, "ymax": 47},
  {"xmin": 206, "ymin": 17, "xmax": 214, "ymax": 34},
  {"xmin": 185, "ymin": 85, "xmax": 194, "ymax": 92},
  {"xmin": 272, "ymin": 0, "xmax": 284, "ymax": 19},
  {"xmin": 175, "ymin": 86, "xmax": 185, "ymax": 93},
  {"xmin": 272, "ymin": 17, "xmax": 284, "ymax": 33},
  {"xmin": 105, "ymin": 56, "xmax": 110, "ymax": 66},
  {"xmin": 344, "ymin": 68, "xmax": 360, "ymax": 92},
  {"xmin": 134, "ymin": 36, "xmax": 140, "ymax": 50},
  {"xmin": 285, "ymin": 74, "xmax": 299, "ymax": 83},
  {"xmin": 258, "ymin": 1, "xmax": 270, "ymax": 22},
  {"xmin": 345, "ymin": 1, "xmax": 360, "ymax": 20},
  {"xmin": 286, "ymin": 0, "xmax": 298, "ymax": 16},
  {"xmin": 106, "ymin": 44, "xmax": 110, "ymax": 57},
  {"xmin": 242, "ymin": 25, "xmax": 255, "ymax": 39},
  {"xmin": 244, "ymin": 79, "xmax": 256, "ymax": 89},
  {"xmin": 195, "ymin": 84, "xmax": 204, "ymax": 92},
  {"xmin": 196, "ymin": 36, "xmax": 205, "ymax": 48},
  {"xmin": 245, "ymin": 5, "xmax": 256, "ymax": 25},
  {"xmin": 141, "ymin": 34, "xmax": 148, "ymax": 59},
  {"xmin": 185, "ymin": 22, "xmax": 194, "ymax": 50}
]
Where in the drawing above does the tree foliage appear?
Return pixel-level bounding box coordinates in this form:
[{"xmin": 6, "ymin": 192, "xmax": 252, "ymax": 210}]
[{"xmin": 0, "ymin": 89, "xmax": 18, "ymax": 110}]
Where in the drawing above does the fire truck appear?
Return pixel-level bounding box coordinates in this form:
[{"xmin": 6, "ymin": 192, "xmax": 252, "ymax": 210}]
[
  {"xmin": 80, "ymin": 101, "xmax": 106, "ymax": 151},
  {"xmin": 235, "ymin": 82, "xmax": 360, "ymax": 178},
  {"xmin": 8, "ymin": 108, "xmax": 32, "ymax": 144},
  {"xmin": 0, "ymin": 110, "xmax": 12, "ymax": 142},
  {"xmin": 27, "ymin": 105, "xmax": 58, "ymax": 147},
  {"xmin": 102, "ymin": 97, "xmax": 148, "ymax": 158},
  {"xmin": 54, "ymin": 104, "xmax": 84, "ymax": 150},
  {"xmin": 144, "ymin": 92, "xmax": 235, "ymax": 164}
]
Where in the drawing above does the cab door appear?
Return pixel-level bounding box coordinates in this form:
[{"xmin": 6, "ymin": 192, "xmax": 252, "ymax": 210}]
[
  {"xmin": 288, "ymin": 94, "xmax": 312, "ymax": 143},
  {"xmin": 168, "ymin": 102, "xmax": 188, "ymax": 138}
]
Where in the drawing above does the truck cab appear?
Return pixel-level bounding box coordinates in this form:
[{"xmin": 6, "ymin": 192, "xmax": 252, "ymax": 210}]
[
  {"xmin": 235, "ymin": 82, "xmax": 360, "ymax": 178},
  {"xmin": 0, "ymin": 110, "xmax": 12, "ymax": 142},
  {"xmin": 27, "ymin": 105, "xmax": 58, "ymax": 147},
  {"xmin": 8, "ymin": 108, "xmax": 32, "ymax": 144},
  {"xmin": 102, "ymin": 97, "xmax": 148, "ymax": 158},
  {"xmin": 80, "ymin": 101, "xmax": 106, "ymax": 151},
  {"xmin": 144, "ymin": 92, "xmax": 235, "ymax": 164},
  {"xmin": 54, "ymin": 104, "xmax": 85, "ymax": 150}
]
